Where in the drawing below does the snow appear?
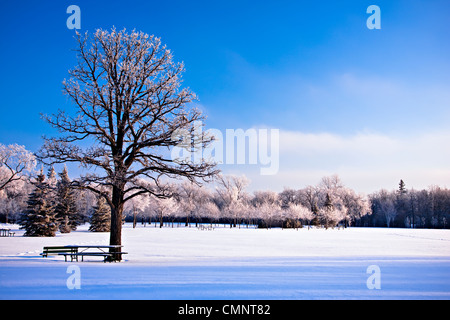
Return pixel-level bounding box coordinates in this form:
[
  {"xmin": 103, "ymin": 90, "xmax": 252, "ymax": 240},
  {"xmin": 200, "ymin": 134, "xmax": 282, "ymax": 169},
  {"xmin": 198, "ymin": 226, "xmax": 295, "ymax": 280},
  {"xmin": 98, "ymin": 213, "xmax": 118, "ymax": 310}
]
[{"xmin": 1, "ymin": 223, "xmax": 450, "ymax": 299}]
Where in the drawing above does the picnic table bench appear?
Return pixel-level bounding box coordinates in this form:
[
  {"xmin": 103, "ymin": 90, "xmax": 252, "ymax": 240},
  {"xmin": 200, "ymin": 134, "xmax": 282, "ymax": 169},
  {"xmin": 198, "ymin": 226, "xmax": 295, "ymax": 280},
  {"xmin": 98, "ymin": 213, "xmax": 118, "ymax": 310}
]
[
  {"xmin": 0, "ymin": 228, "xmax": 15, "ymax": 237},
  {"xmin": 197, "ymin": 225, "xmax": 214, "ymax": 231},
  {"xmin": 41, "ymin": 245, "xmax": 127, "ymax": 262}
]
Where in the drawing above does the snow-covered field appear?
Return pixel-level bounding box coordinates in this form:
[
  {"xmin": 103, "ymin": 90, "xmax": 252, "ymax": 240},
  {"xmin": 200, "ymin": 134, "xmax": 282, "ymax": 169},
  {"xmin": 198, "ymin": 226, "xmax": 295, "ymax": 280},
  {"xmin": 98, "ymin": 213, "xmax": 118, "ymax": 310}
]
[{"xmin": 1, "ymin": 223, "xmax": 450, "ymax": 299}]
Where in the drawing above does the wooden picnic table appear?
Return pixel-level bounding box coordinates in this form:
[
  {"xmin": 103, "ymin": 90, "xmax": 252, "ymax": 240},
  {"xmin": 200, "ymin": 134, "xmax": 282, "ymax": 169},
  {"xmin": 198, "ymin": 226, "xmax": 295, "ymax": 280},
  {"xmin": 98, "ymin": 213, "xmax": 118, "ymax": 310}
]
[
  {"xmin": 68, "ymin": 245, "xmax": 127, "ymax": 262},
  {"xmin": 41, "ymin": 245, "xmax": 127, "ymax": 262},
  {"xmin": 0, "ymin": 228, "xmax": 15, "ymax": 237},
  {"xmin": 197, "ymin": 225, "xmax": 214, "ymax": 231}
]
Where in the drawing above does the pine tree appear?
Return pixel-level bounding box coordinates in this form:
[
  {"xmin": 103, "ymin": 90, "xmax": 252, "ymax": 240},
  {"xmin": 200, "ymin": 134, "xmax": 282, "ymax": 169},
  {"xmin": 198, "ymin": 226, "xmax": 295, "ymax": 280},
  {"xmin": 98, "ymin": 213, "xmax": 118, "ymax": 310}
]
[
  {"xmin": 46, "ymin": 166, "xmax": 57, "ymax": 202},
  {"xmin": 398, "ymin": 179, "xmax": 407, "ymax": 194},
  {"xmin": 54, "ymin": 166, "xmax": 81, "ymax": 233},
  {"xmin": 396, "ymin": 179, "xmax": 408, "ymax": 227},
  {"xmin": 47, "ymin": 166, "xmax": 57, "ymax": 189},
  {"xmin": 89, "ymin": 196, "xmax": 111, "ymax": 232},
  {"xmin": 311, "ymin": 202, "xmax": 320, "ymax": 226},
  {"xmin": 324, "ymin": 193, "xmax": 333, "ymax": 210},
  {"xmin": 321, "ymin": 193, "xmax": 334, "ymax": 229},
  {"xmin": 19, "ymin": 168, "xmax": 58, "ymax": 236}
]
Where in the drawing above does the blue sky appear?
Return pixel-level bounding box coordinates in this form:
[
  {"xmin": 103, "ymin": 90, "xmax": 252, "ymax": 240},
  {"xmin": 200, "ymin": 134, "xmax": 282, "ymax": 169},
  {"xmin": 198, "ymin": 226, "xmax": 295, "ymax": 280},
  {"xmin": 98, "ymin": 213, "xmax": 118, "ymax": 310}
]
[{"xmin": 1, "ymin": 0, "xmax": 449, "ymax": 193}]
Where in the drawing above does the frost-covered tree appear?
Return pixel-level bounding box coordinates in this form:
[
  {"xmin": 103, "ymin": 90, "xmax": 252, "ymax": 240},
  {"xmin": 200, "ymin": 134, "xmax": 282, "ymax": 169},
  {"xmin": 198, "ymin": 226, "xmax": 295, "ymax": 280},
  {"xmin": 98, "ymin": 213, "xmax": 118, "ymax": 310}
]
[
  {"xmin": 215, "ymin": 174, "xmax": 250, "ymax": 227},
  {"xmin": 251, "ymin": 190, "xmax": 281, "ymax": 228},
  {"xmin": 124, "ymin": 193, "xmax": 150, "ymax": 228},
  {"xmin": 338, "ymin": 188, "xmax": 371, "ymax": 227},
  {"xmin": 252, "ymin": 190, "xmax": 279, "ymax": 207},
  {"xmin": 46, "ymin": 166, "xmax": 58, "ymax": 209},
  {"xmin": 54, "ymin": 166, "xmax": 81, "ymax": 233},
  {"xmin": 177, "ymin": 182, "xmax": 200, "ymax": 227},
  {"xmin": 198, "ymin": 200, "xmax": 220, "ymax": 226},
  {"xmin": 175, "ymin": 181, "xmax": 219, "ymax": 227},
  {"xmin": 0, "ymin": 173, "xmax": 31, "ymax": 223},
  {"xmin": 37, "ymin": 28, "xmax": 219, "ymax": 259},
  {"xmin": 298, "ymin": 185, "xmax": 319, "ymax": 214},
  {"xmin": 238, "ymin": 195, "xmax": 257, "ymax": 228},
  {"xmin": 315, "ymin": 192, "xmax": 347, "ymax": 229},
  {"xmin": 19, "ymin": 169, "xmax": 58, "ymax": 237},
  {"xmin": 0, "ymin": 143, "xmax": 36, "ymax": 191},
  {"xmin": 149, "ymin": 196, "xmax": 179, "ymax": 228},
  {"xmin": 318, "ymin": 193, "xmax": 333, "ymax": 228},
  {"xmin": 279, "ymin": 188, "xmax": 299, "ymax": 209},
  {"xmin": 256, "ymin": 201, "xmax": 281, "ymax": 229},
  {"xmin": 286, "ymin": 203, "xmax": 314, "ymax": 229},
  {"xmin": 74, "ymin": 188, "xmax": 96, "ymax": 222},
  {"xmin": 89, "ymin": 196, "xmax": 111, "ymax": 232},
  {"xmin": 313, "ymin": 175, "xmax": 371, "ymax": 228},
  {"xmin": 47, "ymin": 167, "xmax": 57, "ymax": 190},
  {"xmin": 320, "ymin": 174, "xmax": 344, "ymax": 192}
]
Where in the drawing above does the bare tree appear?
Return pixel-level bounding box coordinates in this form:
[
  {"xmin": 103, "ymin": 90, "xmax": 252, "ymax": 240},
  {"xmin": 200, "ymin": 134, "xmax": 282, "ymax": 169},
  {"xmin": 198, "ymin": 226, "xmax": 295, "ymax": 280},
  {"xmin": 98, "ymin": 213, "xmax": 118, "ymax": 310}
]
[
  {"xmin": 198, "ymin": 200, "xmax": 220, "ymax": 227},
  {"xmin": 177, "ymin": 181, "xmax": 201, "ymax": 227},
  {"xmin": 378, "ymin": 190, "xmax": 398, "ymax": 228},
  {"xmin": 37, "ymin": 28, "xmax": 218, "ymax": 260},
  {"xmin": 123, "ymin": 192, "xmax": 149, "ymax": 228},
  {"xmin": 286, "ymin": 203, "xmax": 313, "ymax": 229},
  {"xmin": 319, "ymin": 174, "xmax": 344, "ymax": 192},
  {"xmin": 149, "ymin": 196, "xmax": 179, "ymax": 228},
  {"xmin": 336, "ymin": 187, "xmax": 371, "ymax": 227},
  {"xmin": 0, "ymin": 174, "xmax": 31, "ymax": 224},
  {"xmin": 299, "ymin": 185, "xmax": 319, "ymax": 214},
  {"xmin": 256, "ymin": 201, "xmax": 281, "ymax": 229},
  {"xmin": 215, "ymin": 174, "xmax": 250, "ymax": 227},
  {"xmin": 279, "ymin": 187, "xmax": 298, "ymax": 209},
  {"xmin": 216, "ymin": 174, "xmax": 249, "ymax": 203},
  {"xmin": 0, "ymin": 143, "xmax": 36, "ymax": 191}
]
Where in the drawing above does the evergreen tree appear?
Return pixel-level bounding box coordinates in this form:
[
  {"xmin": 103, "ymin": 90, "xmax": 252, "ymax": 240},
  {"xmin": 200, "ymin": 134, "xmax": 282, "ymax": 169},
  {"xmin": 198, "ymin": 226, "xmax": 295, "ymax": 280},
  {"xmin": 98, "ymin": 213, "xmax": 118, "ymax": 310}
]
[
  {"xmin": 44, "ymin": 166, "xmax": 58, "ymax": 213},
  {"xmin": 54, "ymin": 166, "xmax": 81, "ymax": 233},
  {"xmin": 320, "ymin": 193, "xmax": 334, "ymax": 228},
  {"xmin": 19, "ymin": 168, "xmax": 58, "ymax": 236},
  {"xmin": 47, "ymin": 166, "xmax": 57, "ymax": 189},
  {"xmin": 89, "ymin": 196, "xmax": 111, "ymax": 232},
  {"xmin": 324, "ymin": 193, "xmax": 333, "ymax": 210},
  {"xmin": 398, "ymin": 179, "xmax": 407, "ymax": 194},
  {"xmin": 394, "ymin": 179, "xmax": 409, "ymax": 227},
  {"xmin": 311, "ymin": 202, "xmax": 320, "ymax": 226}
]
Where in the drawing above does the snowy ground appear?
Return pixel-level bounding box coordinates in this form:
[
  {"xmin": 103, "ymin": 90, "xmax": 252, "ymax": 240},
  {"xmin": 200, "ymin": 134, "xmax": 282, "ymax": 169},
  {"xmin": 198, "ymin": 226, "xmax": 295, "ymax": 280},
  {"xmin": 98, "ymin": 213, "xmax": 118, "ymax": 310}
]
[{"xmin": 1, "ymin": 223, "xmax": 450, "ymax": 299}]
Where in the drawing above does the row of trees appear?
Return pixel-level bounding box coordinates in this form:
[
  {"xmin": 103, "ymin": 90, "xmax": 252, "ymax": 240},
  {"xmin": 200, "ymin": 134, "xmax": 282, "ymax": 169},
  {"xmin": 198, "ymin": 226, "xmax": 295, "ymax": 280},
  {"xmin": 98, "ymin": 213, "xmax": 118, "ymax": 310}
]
[
  {"xmin": 120, "ymin": 174, "xmax": 372, "ymax": 230},
  {"xmin": 1, "ymin": 143, "xmax": 370, "ymax": 232},
  {"xmin": 118, "ymin": 176, "xmax": 450, "ymax": 230},
  {"xmin": 2, "ymin": 142, "xmax": 450, "ymax": 234},
  {"xmin": 1, "ymin": 154, "xmax": 371, "ymax": 233},
  {"xmin": 368, "ymin": 180, "xmax": 450, "ymax": 228}
]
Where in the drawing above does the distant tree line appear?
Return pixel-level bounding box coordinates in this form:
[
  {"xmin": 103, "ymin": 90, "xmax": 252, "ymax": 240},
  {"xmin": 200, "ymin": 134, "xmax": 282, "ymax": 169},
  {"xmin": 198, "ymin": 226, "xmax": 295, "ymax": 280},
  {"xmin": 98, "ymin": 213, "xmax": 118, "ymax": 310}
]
[
  {"xmin": 123, "ymin": 174, "xmax": 372, "ymax": 230},
  {"xmin": 367, "ymin": 180, "xmax": 450, "ymax": 228},
  {"xmin": 2, "ymin": 144, "xmax": 450, "ymax": 235}
]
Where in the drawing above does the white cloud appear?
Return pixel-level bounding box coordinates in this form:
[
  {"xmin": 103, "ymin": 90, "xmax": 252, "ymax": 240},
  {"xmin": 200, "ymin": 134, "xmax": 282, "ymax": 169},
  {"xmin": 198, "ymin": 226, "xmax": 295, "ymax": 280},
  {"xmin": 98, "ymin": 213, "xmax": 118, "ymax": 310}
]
[
  {"xmin": 206, "ymin": 62, "xmax": 450, "ymax": 192},
  {"xmin": 221, "ymin": 129, "xmax": 450, "ymax": 193}
]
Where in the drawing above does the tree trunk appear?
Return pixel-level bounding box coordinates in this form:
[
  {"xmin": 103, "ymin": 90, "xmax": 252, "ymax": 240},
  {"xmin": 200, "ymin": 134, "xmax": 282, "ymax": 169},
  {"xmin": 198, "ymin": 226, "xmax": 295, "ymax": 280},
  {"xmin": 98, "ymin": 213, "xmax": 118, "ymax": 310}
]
[
  {"xmin": 109, "ymin": 186, "xmax": 124, "ymax": 261},
  {"xmin": 133, "ymin": 207, "xmax": 137, "ymax": 229}
]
